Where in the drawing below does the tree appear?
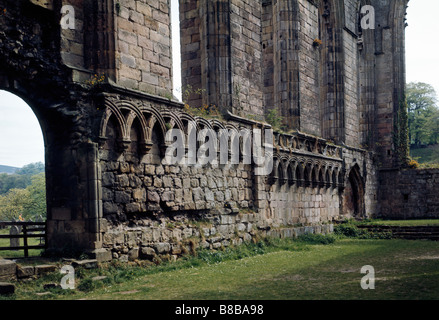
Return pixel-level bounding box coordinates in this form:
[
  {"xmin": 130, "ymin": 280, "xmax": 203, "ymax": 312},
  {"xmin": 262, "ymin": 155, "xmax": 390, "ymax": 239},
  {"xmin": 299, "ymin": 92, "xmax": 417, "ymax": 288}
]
[
  {"xmin": 406, "ymin": 82, "xmax": 439, "ymax": 146},
  {"xmin": 0, "ymin": 173, "xmax": 30, "ymax": 194},
  {"xmin": 425, "ymin": 107, "xmax": 439, "ymax": 145},
  {"xmin": 15, "ymin": 162, "xmax": 45, "ymax": 176},
  {"xmin": 23, "ymin": 173, "xmax": 46, "ymax": 219},
  {"xmin": 0, "ymin": 188, "xmax": 31, "ymax": 221},
  {"xmin": 0, "ymin": 162, "xmax": 45, "ymax": 195},
  {"xmin": 0, "ymin": 172, "xmax": 46, "ymax": 221}
]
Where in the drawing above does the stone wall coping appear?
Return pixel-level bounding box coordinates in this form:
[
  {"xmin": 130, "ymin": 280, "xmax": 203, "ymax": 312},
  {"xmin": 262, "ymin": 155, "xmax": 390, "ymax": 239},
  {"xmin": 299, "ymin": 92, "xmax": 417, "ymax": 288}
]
[{"xmin": 97, "ymin": 81, "xmax": 185, "ymax": 110}]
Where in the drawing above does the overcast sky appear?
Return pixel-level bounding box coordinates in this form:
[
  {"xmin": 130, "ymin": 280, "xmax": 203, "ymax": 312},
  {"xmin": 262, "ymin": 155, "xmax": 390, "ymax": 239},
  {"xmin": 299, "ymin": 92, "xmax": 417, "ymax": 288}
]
[
  {"xmin": 0, "ymin": 92, "xmax": 45, "ymax": 167},
  {"xmin": 0, "ymin": 0, "xmax": 437, "ymax": 168},
  {"xmin": 405, "ymin": 0, "xmax": 439, "ymax": 94}
]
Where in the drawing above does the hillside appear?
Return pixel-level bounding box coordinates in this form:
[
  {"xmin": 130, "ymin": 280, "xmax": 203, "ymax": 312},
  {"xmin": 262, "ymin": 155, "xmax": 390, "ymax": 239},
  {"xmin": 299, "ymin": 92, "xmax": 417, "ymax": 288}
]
[
  {"xmin": 0, "ymin": 162, "xmax": 45, "ymax": 194},
  {"xmin": 0, "ymin": 165, "xmax": 19, "ymax": 174},
  {"xmin": 410, "ymin": 144, "xmax": 439, "ymax": 165}
]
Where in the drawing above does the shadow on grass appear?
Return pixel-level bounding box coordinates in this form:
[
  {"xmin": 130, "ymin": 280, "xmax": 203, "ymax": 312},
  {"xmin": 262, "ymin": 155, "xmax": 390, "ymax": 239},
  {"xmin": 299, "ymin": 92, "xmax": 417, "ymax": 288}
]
[{"xmin": 179, "ymin": 240, "xmax": 439, "ymax": 300}]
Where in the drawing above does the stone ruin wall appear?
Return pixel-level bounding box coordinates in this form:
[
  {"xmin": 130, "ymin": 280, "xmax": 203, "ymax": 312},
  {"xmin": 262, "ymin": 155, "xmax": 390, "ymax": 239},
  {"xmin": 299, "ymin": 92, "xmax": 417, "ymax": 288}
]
[
  {"xmin": 115, "ymin": 0, "xmax": 173, "ymax": 95},
  {"xmin": 96, "ymin": 92, "xmax": 378, "ymax": 261},
  {"xmin": 1, "ymin": 0, "xmax": 427, "ymax": 263},
  {"xmin": 180, "ymin": 0, "xmax": 372, "ymax": 146},
  {"xmin": 79, "ymin": 0, "xmax": 379, "ymax": 261},
  {"xmin": 379, "ymin": 169, "xmax": 439, "ymax": 220}
]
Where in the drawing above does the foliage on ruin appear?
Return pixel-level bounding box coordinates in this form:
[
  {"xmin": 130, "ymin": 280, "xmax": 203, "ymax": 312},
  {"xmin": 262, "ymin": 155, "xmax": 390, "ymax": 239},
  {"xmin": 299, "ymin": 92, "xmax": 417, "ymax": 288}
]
[
  {"xmin": 265, "ymin": 108, "xmax": 286, "ymax": 132},
  {"xmin": 85, "ymin": 74, "xmax": 106, "ymax": 88},
  {"xmin": 407, "ymin": 158, "xmax": 419, "ymax": 169},
  {"xmin": 393, "ymin": 95, "xmax": 411, "ymax": 167},
  {"xmin": 181, "ymin": 84, "xmax": 224, "ymax": 120},
  {"xmin": 183, "ymin": 103, "xmax": 222, "ymax": 119}
]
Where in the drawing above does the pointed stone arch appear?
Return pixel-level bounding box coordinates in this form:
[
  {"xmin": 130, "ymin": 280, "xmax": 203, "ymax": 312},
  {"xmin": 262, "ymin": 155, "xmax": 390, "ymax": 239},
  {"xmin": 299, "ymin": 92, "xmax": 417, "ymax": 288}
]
[
  {"xmin": 325, "ymin": 167, "xmax": 331, "ymax": 188},
  {"xmin": 278, "ymin": 157, "xmax": 289, "ymax": 185},
  {"xmin": 0, "ymin": 69, "xmax": 103, "ymax": 253},
  {"xmin": 331, "ymin": 168, "xmax": 338, "ymax": 188},
  {"xmin": 318, "ymin": 167, "xmax": 324, "ymax": 188},
  {"xmin": 287, "ymin": 161, "xmax": 296, "ymax": 185},
  {"xmin": 342, "ymin": 164, "xmax": 365, "ymax": 218},
  {"xmin": 295, "ymin": 163, "xmax": 303, "ymax": 186},
  {"xmin": 99, "ymin": 101, "xmax": 127, "ymax": 144}
]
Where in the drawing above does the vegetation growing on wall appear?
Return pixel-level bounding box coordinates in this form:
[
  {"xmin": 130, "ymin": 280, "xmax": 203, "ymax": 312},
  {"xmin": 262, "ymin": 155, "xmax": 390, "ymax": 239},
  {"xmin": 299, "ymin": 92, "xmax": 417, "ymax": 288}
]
[
  {"xmin": 394, "ymin": 96, "xmax": 410, "ymax": 167},
  {"xmin": 181, "ymin": 85, "xmax": 223, "ymax": 120},
  {"xmin": 265, "ymin": 108, "xmax": 286, "ymax": 132}
]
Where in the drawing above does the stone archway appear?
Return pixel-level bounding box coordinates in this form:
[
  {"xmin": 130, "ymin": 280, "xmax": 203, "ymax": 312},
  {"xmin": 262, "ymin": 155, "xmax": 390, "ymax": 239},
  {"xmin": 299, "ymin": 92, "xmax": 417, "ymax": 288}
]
[
  {"xmin": 0, "ymin": 0, "xmax": 110, "ymax": 256},
  {"xmin": 342, "ymin": 164, "xmax": 365, "ymax": 219},
  {"xmin": 0, "ymin": 73, "xmax": 104, "ymax": 255}
]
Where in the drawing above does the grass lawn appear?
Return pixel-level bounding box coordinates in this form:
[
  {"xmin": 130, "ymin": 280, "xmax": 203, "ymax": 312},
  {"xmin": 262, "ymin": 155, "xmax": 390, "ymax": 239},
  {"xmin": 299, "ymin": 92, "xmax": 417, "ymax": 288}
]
[
  {"xmin": 5, "ymin": 237, "xmax": 439, "ymax": 301},
  {"xmin": 0, "ymin": 228, "xmax": 44, "ymax": 259},
  {"xmin": 411, "ymin": 144, "xmax": 439, "ymax": 166},
  {"xmin": 356, "ymin": 219, "xmax": 439, "ymax": 227}
]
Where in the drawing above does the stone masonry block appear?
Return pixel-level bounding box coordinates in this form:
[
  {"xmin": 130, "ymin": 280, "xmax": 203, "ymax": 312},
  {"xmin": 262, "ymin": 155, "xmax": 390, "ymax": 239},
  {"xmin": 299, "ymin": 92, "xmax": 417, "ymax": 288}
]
[{"xmin": 0, "ymin": 260, "xmax": 16, "ymax": 281}]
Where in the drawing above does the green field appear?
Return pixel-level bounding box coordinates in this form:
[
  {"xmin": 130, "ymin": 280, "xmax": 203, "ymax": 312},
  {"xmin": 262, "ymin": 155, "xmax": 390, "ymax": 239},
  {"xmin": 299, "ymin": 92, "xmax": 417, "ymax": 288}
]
[
  {"xmin": 0, "ymin": 228, "xmax": 44, "ymax": 259},
  {"xmin": 4, "ymin": 235, "xmax": 439, "ymax": 301},
  {"xmin": 356, "ymin": 219, "xmax": 439, "ymax": 227},
  {"xmin": 411, "ymin": 144, "xmax": 439, "ymax": 166}
]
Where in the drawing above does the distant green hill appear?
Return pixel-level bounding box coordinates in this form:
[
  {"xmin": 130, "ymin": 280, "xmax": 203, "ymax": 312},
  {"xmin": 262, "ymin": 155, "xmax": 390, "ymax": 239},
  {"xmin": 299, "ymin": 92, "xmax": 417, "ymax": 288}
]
[
  {"xmin": 410, "ymin": 144, "xmax": 439, "ymax": 166},
  {"xmin": 0, "ymin": 165, "xmax": 19, "ymax": 174},
  {"xmin": 0, "ymin": 162, "xmax": 45, "ymax": 194}
]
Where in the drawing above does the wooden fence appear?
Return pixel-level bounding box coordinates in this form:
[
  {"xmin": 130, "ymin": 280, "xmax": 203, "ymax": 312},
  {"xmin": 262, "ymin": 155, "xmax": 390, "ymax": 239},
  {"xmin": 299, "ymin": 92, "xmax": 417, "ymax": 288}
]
[{"xmin": 0, "ymin": 221, "xmax": 46, "ymax": 257}]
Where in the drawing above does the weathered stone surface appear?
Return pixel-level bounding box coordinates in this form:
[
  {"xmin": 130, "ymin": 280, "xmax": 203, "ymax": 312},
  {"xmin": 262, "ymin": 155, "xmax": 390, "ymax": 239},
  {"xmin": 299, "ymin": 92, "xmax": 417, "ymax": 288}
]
[
  {"xmin": 133, "ymin": 189, "xmax": 147, "ymax": 201},
  {"xmin": 16, "ymin": 266, "xmax": 35, "ymax": 279},
  {"xmin": 379, "ymin": 169, "xmax": 439, "ymax": 219},
  {"xmin": 155, "ymin": 242, "xmax": 170, "ymax": 254},
  {"xmin": 115, "ymin": 191, "xmax": 131, "ymax": 204},
  {"xmin": 90, "ymin": 249, "xmax": 112, "ymax": 262},
  {"xmin": 148, "ymin": 191, "xmax": 160, "ymax": 203},
  {"xmin": 35, "ymin": 265, "xmax": 57, "ymax": 276},
  {"xmin": 0, "ymin": 259, "xmax": 16, "ymax": 280},
  {"xmin": 140, "ymin": 247, "xmax": 156, "ymax": 259},
  {"xmin": 72, "ymin": 259, "xmax": 98, "ymax": 269},
  {"xmin": 0, "ymin": 0, "xmax": 423, "ymax": 263},
  {"xmin": 126, "ymin": 203, "xmax": 141, "ymax": 213},
  {"xmin": 128, "ymin": 247, "xmax": 139, "ymax": 261}
]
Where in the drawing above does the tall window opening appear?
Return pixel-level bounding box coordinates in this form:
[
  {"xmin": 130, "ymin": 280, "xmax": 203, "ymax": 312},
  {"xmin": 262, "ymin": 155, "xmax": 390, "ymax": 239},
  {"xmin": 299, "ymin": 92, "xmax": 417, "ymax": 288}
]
[{"xmin": 171, "ymin": 0, "xmax": 182, "ymax": 102}]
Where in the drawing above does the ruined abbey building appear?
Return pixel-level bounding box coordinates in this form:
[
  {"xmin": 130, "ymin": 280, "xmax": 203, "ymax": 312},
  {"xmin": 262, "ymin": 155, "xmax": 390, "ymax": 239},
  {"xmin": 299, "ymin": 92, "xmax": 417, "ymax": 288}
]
[{"xmin": 2, "ymin": 0, "xmax": 435, "ymax": 262}]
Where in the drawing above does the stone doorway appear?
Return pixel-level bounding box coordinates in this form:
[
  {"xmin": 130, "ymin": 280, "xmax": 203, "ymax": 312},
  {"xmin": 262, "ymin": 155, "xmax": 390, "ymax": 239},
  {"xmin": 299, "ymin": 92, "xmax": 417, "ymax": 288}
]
[{"xmin": 342, "ymin": 165, "xmax": 365, "ymax": 219}]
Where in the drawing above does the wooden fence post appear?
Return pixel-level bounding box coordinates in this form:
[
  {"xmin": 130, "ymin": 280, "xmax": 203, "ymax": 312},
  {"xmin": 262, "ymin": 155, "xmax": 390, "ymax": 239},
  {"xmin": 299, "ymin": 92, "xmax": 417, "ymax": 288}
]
[{"xmin": 23, "ymin": 224, "xmax": 28, "ymax": 258}]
